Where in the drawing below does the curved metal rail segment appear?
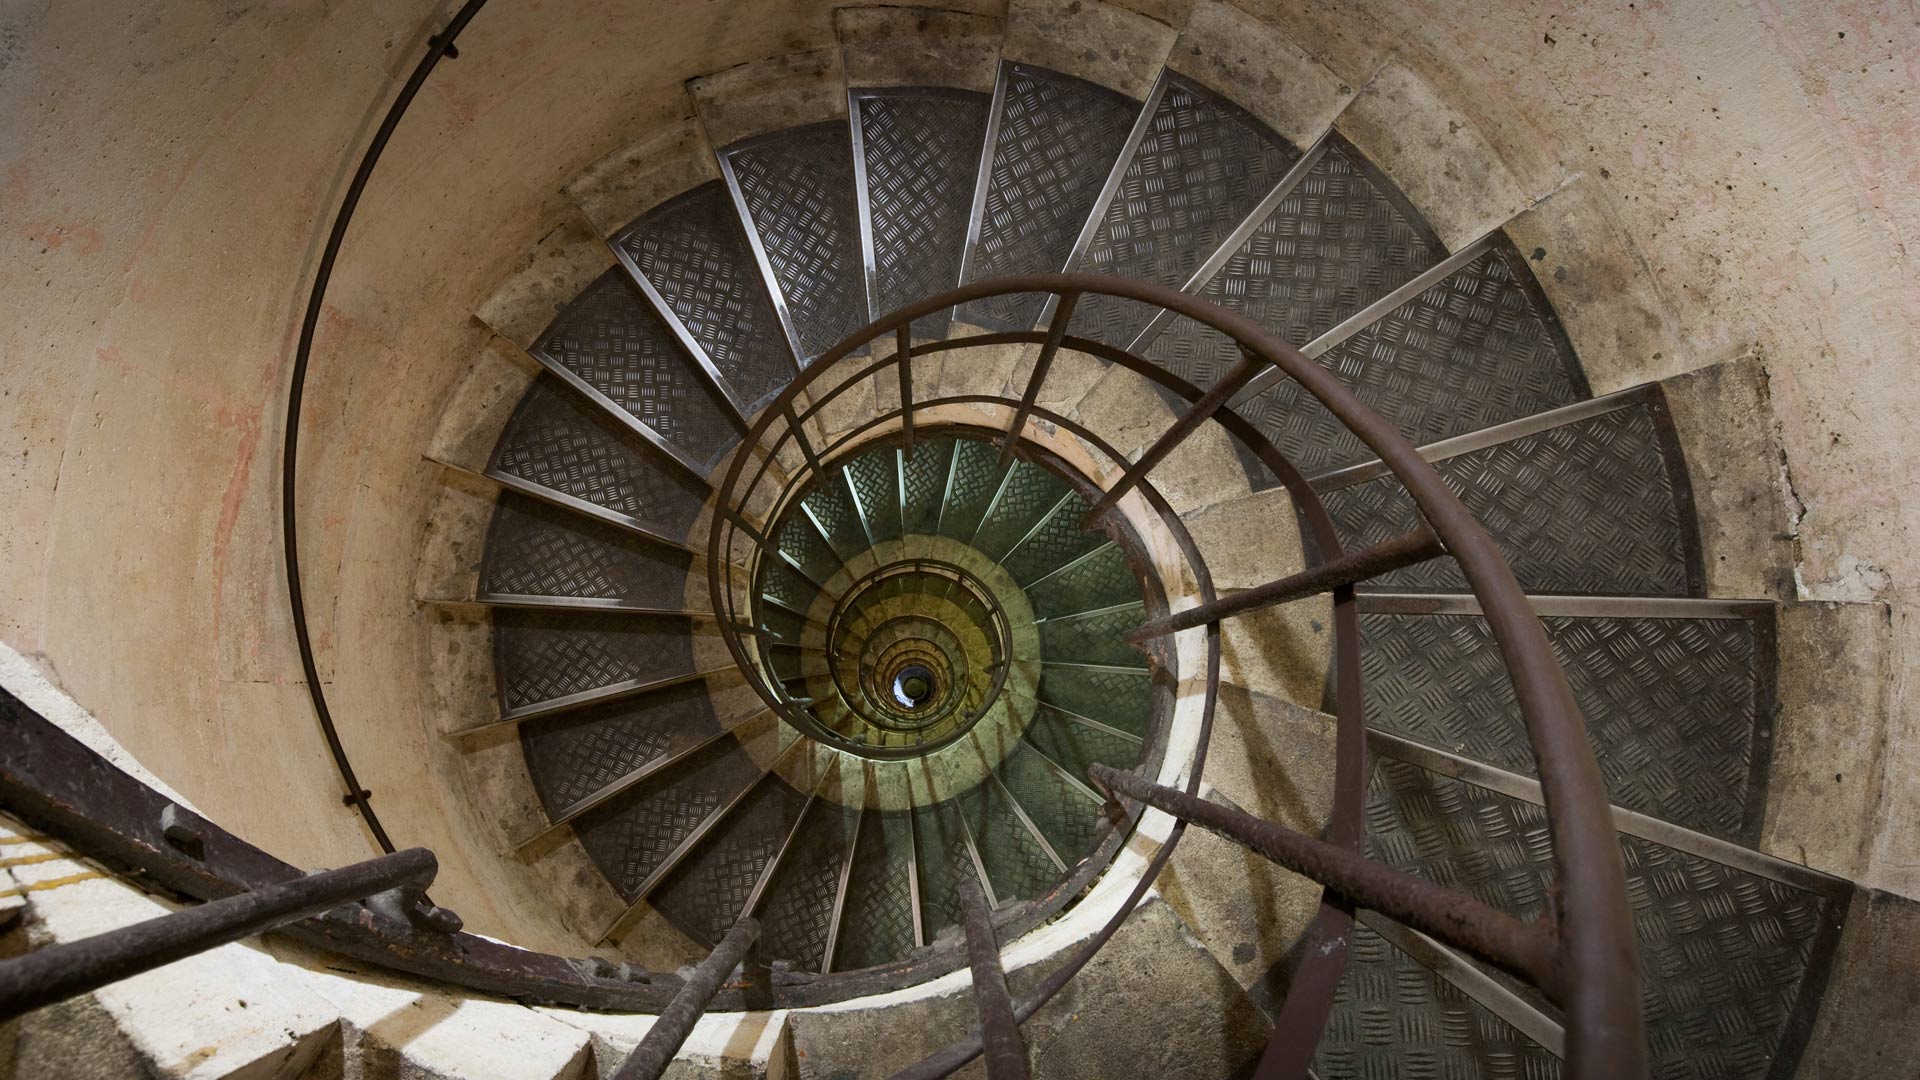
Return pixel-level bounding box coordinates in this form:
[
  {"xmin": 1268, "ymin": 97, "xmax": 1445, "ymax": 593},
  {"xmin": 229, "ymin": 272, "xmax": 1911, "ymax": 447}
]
[
  {"xmin": 0, "ymin": 4, "xmax": 1686, "ymax": 1078},
  {"xmin": 706, "ymin": 273, "xmax": 1645, "ymax": 1079}
]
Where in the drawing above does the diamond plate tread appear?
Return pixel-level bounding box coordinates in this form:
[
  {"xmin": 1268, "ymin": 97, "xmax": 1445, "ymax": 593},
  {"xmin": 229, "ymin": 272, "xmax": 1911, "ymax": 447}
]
[
  {"xmin": 1036, "ymin": 665, "xmax": 1152, "ymax": 738},
  {"xmin": 1023, "ymin": 707, "xmax": 1142, "ymax": 787},
  {"xmin": 571, "ymin": 733, "xmax": 763, "ymax": 900},
  {"xmin": 957, "ymin": 779, "xmax": 1058, "ymax": 904},
  {"xmin": 1000, "ymin": 500, "xmax": 1110, "ymax": 588},
  {"xmin": 997, "ymin": 746, "xmax": 1102, "ymax": 869},
  {"xmin": 775, "ymin": 512, "xmax": 840, "ymax": 586},
  {"xmin": 654, "ymin": 775, "xmax": 808, "ymax": 945},
  {"xmin": 1227, "ymin": 238, "xmax": 1587, "ymax": 477},
  {"xmin": 1024, "ymin": 543, "xmax": 1138, "ymax": 612},
  {"xmin": 1367, "ymin": 760, "xmax": 1841, "ymax": 1080},
  {"xmin": 727, "ymin": 122, "xmax": 869, "ymax": 361},
  {"xmin": 1319, "ymin": 403, "xmax": 1694, "ymax": 596},
  {"xmin": 833, "ymin": 811, "xmax": 920, "ymax": 969},
  {"xmin": 1360, "ymin": 611, "xmax": 1770, "ymax": 842},
  {"xmin": 759, "ymin": 801, "xmax": 860, "ymax": 973},
  {"xmin": 1311, "ymin": 920, "xmax": 1565, "ymax": 1080},
  {"xmin": 489, "ymin": 375, "xmax": 708, "ymax": 542},
  {"xmin": 936, "ymin": 437, "xmax": 1007, "ymax": 542},
  {"xmin": 914, "ymin": 804, "xmax": 986, "ymax": 940},
  {"xmin": 1039, "ymin": 605, "xmax": 1149, "ymax": 668},
  {"xmin": 520, "ymin": 680, "xmax": 721, "ymax": 814},
  {"xmin": 481, "ymin": 491, "xmax": 693, "ymax": 606},
  {"xmin": 491, "ymin": 609, "xmax": 696, "ymax": 712},
  {"xmin": 900, "ymin": 439, "xmax": 954, "ymax": 535},
  {"xmin": 533, "ymin": 266, "xmax": 739, "ymax": 471},
  {"xmin": 858, "ymin": 91, "xmax": 991, "ymax": 338},
  {"xmin": 843, "ymin": 450, "xmax": 904, "ymax": 544},
  {"xmin": 759, "ymin": 558, "xmax": 822, "ymax": 616},
  {"xmin": 1068, "ymin": 74, "xmax": 1302, "ymax": 348},
  {"xmin": 615, "ymin": 181, "xmax": 795, "ymax": 413},
  {"xmin": 803, "ymin": 474, "xmax": 870, "ymax": 558},
  {"xmin": 960, "ymin": 65, "xmax": 1140, "ymax": 330},
  {"xmin": 972, "ymin": 460, "xmax": 1072, "ymax": 561}
]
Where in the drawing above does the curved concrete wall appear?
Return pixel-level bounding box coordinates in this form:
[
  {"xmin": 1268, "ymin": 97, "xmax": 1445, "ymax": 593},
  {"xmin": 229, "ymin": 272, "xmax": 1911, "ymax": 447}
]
[{"xmin": 1, "ymin": 0, "xmax": 1916, "ymax": 956}]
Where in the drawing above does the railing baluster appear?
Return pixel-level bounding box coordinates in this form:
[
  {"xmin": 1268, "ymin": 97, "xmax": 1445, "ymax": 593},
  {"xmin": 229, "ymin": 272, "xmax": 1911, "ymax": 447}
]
[
  {"xmin": 897, "ymin": 323, "xmax": 915, "ymax": 460},
  {"xmin": 612, "ymin": 917, "xmax": 761, "ymax": 1080},
  {"xmin": 785, "ymin": 401, "xmax": 824, "ymax": 475},
  {"xmin": 958, "ymin": 880, "xmax": 1029, "ymax": 1079},
  {"xmin": 1125, "ymin": 526, "xmax": 1445, "ymax": 643},
  {"xmin": 0, "ymin": 848, "xmax": 441, "ymax": 1022},
  {"xmin": 1082, "ymin": 346, "xmax": 1267, "ymax": 526},
  {"xmin": 999, "ymin": 291, "xmax": 1080, "ymax": 467},
  {"xmin": 1087, "ymin": 764, "xmax": 1564, "ymax": 1000}
]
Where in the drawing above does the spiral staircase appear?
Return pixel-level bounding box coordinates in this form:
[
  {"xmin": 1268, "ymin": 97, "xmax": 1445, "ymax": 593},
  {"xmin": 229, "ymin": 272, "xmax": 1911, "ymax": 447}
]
[
  {"xmin": 430, "ymin": 29, "xmax": 1845, "ymax": 1078},
  {"xmin": 0, "ymin": 4, "xmax": 1877, "ymax": 1079}
]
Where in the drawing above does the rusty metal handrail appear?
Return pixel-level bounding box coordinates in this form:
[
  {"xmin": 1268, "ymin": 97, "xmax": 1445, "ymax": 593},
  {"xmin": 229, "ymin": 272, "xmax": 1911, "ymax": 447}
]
[{"xmin": 708, "ymin": 274, "xmax": 1644, "ymax": 1080}]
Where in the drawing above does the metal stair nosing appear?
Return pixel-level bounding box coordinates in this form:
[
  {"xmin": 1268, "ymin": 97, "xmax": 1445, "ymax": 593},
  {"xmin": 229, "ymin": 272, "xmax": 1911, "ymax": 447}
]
[
  {"xmin": 1030, "ymin": 69, "xmax": 1173, "ymax": 330},
  {"xmin": 601, "ymin": 230, "xmax": 763, "ymax": 429},
  {"xmin": 458, "ymin": 662, "xmax": 735, "ymax": 738},
  {"xmin": 520, "ymin": 331, "xmax": 723, "ymax": 484},
  {"xmin": 599, "ymin": 735, "xmax": 812, "ymax": 944},
  {"xmin": 508, "ymin": 709, "xmax": 774, "ymax": 857},
  {"xmin": 1120, "ymin": 130, "xmax": 1334, "ymax": 357},
  {"xmin": 715, "ymin": 128, "xmax": 839, "ymax": 373}
]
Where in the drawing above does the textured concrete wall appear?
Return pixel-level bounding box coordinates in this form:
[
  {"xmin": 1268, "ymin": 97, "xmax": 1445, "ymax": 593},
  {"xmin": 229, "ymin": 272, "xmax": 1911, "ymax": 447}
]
[
  {"xmin": 0, "ymin": 0, "xmax": 1003, "ymax": 949},
  {"xmin": 2, "ymin": 0, "xmax": 1918, "ymax": 966},
  {"xmin": 1220, "ymin": 0, "xmax": 1920, "ymax": 897}
]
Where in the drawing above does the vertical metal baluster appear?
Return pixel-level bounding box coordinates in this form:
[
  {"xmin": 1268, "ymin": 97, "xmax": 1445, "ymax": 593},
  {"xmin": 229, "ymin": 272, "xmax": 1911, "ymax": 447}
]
[
  {"xmin": 999, "ymin": 291, "xmax": 1080, "ymax": 466},
  {"xmin": 898, "ymin": 323, "xmax": 915, "ymax": 459}
]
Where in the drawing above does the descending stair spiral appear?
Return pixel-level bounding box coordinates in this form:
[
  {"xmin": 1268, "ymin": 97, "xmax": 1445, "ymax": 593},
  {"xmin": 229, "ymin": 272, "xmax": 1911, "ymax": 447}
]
[{"xmin": 444, "ymin": 46, "xmax": 1844, "ymax": 1080}]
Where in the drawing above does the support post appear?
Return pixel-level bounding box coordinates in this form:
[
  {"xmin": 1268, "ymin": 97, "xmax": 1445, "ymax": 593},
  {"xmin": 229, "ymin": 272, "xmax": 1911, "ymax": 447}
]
[
  {"xmin": 0, "ymin": 848, "xmax": 440, "ymax": 1022},
  {"xmin": 613, "ymin": 917, "xmax": 761, "ymax": 1080},
  {"xmin": 958, "ymin": 880, "xmax": 1028, "ymax": 1079}
]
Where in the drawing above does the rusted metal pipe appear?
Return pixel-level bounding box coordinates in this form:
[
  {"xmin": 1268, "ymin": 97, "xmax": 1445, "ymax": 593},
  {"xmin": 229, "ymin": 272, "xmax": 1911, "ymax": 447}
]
[
  {"xmin": 0, "ymin": 848, "xmax": 439, "ymax": 1022},
  {"xmin": 614, "ymin": 917, "xmax": 761, "ymax": 1080},
  {"xmin": 1126, "ymin": 525, "xmax": 1445, "ymax": 643},
  {"xmin": 958, "ymin": 880, "xmax": 1028, "ymax": 1079},
  {"xmin": 1082, "ymin": 347, "xmax": 1267, "ymax": 526},
  {"xmin": 1088, "ymin": 765, "xmax": 1565, "ymax": 999}
]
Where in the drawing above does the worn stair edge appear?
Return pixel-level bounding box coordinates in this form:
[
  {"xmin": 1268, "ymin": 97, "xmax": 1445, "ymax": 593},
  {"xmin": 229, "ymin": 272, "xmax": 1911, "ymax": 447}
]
[
  {"xmin": 0, "ymin": 818, "xmax": 344, "ymax": 1080},
  {"xmin": 786, "ymin": 895, "xmax": 1265, "ymax": 1079},
  {"xmin": 543, "ymin": 1007, "xmax": 792, "ymax": 1079},
  {"xmin": 1504, "ymin": 171, "xmax": 1694, "ymax": 392},
  {"xmin": 1653, "ymin": 356, "xmax": 1797, "ymax": 601},
  {"xmin": 689, "ymin": 48, "xmax": 849, "ymax": 150},
  {"xmin": 1002, "ymin": 0, "xmax": 1178, "ymax": 101},
  {"xmin": 836, "ymin": 6, "xmax": 1003, "ymax": 92},
  {"xmin": 425, "ymin": 603, "xmax": 688, "ymax": 965},
  {"xmin": 427, "ymin": 333, "xmax": 544, "ymax": 474},
  {"xmin": 1334, "ymin": 60, "xmax": 1539, "ymax": 250},
  {"xmin": 565, "ymin": 113, "xmax": 722, "ymax": 239},
  {"xmin": 1165, "ymin": 0, "xmax": 1352, "ymax": 150},
  {"xmin": 475, "ymin": 217, "xmax": 617, "ymax": 351}
]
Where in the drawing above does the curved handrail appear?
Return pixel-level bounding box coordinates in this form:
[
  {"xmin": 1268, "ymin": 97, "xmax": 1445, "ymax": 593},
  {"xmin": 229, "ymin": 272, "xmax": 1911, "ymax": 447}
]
[
  {"xmin": 708, "ymin": 274, "xmax": 1644, "ymax": 1078},
  {"xmin": 282, "ymin": 0, "xmax": 492, "ymax": 852}
]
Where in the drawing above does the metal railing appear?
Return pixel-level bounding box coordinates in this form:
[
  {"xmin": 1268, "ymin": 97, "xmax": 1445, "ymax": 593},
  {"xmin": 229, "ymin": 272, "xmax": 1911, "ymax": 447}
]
[
  {"xmin": 705, "ymin": 275, "xmax": 1646, "ymax": 1080},
  {"xmin": 37, "ymin": 0, "xmax": 1647, "ymax": 1073}
]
